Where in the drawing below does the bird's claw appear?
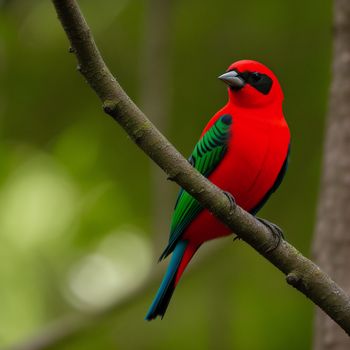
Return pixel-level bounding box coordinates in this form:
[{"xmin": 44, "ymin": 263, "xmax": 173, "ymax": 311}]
[
  {"xmin": 222, "ymin": 191, "xmax": 236, "ymax": 211},
  {"xmin": 222, "ymin": 191, "xmax": 239, "ymax": 242},
  {"xmin": 256, "ymin": 217, "xmax": 284, "ymax": 253}
]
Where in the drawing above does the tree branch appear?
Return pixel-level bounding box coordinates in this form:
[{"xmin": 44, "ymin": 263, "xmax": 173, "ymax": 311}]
[{"xmin": 51, "ymin": 0, "xmax": 350, "ymax": 337}]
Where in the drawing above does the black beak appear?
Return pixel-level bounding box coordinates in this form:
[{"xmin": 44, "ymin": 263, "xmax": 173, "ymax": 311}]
[{"xmin": 218, "ymin": 71, "xmax": 245, "ymax": 90}]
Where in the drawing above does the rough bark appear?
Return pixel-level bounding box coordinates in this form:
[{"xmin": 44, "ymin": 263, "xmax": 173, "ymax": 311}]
[
  {"xmin": 313, "ymin": 0, "xmax": 350, "ymax": 349},
  {"xmin": 51, "ymin": 0, "xmax": 350, "ymax": 337}
]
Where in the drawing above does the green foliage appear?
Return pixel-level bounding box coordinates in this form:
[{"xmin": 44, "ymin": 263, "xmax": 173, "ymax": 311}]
[{"xmin": 0, "ymin": 0, "xmax": 330, "ymax": 348}]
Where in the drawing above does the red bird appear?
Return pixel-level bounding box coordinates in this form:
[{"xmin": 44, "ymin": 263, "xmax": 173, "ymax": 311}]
[{"xmin": 145, "ymin": 60, "xmax": 290, "ymax": 320}]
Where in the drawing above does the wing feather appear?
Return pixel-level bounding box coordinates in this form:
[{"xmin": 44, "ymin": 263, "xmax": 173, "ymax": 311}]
[{"xmin": 159, "ymin": 114, "xmax": 232, "ymax": 260}]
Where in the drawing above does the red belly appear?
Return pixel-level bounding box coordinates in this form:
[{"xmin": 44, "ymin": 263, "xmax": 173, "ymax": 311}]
[{"xmin": 182, "ymin": 115, "xmax": 290, "ymax": 244}]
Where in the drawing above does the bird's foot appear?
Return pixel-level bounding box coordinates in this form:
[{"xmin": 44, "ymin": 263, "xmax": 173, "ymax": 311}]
[
  {"xmin": 222, "ymin": 191, "xmax": 236, "ymax": 211},
  {"xmin": 222, "ymin": 191, "xmax": 239, "ymax": 242},
  {"xmin": 256, "ymin": 217, "xmax": 284, "ymax": 253}
]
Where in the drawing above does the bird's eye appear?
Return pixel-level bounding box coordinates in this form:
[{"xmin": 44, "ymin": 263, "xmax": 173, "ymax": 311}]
[{"xmin": 251, "ymin": 72, "xmax": 261, "ymax": 82}]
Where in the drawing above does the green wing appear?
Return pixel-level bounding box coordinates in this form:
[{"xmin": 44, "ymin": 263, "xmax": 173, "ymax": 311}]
[{"xmin": 159, "ymin": 114, "xmax": 232, "ymax": 260}]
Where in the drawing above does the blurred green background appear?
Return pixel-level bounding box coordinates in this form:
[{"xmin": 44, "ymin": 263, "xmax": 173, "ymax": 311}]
[{"xmin": 0, "ymin": 0, "xmax": 331, "ymax": 349}]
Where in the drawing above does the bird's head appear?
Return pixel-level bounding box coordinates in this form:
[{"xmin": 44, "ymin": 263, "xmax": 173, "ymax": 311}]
[{"xmin": 218, "ymin": 60, "xmax": 284, "ymax": 109}]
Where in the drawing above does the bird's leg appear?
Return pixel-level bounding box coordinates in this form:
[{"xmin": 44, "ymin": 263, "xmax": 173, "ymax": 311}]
[
  {"xmin": 256, "ymin": 217, "xmax": 284, "ymax": 253},
  {"xmin": 233, "ymin": 235, "xmax": 241, "ymax": 242},
  {"xmin": 222, "ymin": 191, "xmax": 240, "ymax": 242},
  {"xmin": 222, "ymin": 191, "xmax": 236, "ymax": 211}
]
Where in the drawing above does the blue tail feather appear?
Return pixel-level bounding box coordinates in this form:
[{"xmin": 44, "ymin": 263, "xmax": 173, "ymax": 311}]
[{"xmin": 145, "ymin": 241, "xmax": 188, "ymax": 320}]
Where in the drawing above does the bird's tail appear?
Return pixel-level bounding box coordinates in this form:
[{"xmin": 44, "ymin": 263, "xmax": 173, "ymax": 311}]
[{"xmin": 145, "ymin": 241, "xmax": 198, "ymax": 320}]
